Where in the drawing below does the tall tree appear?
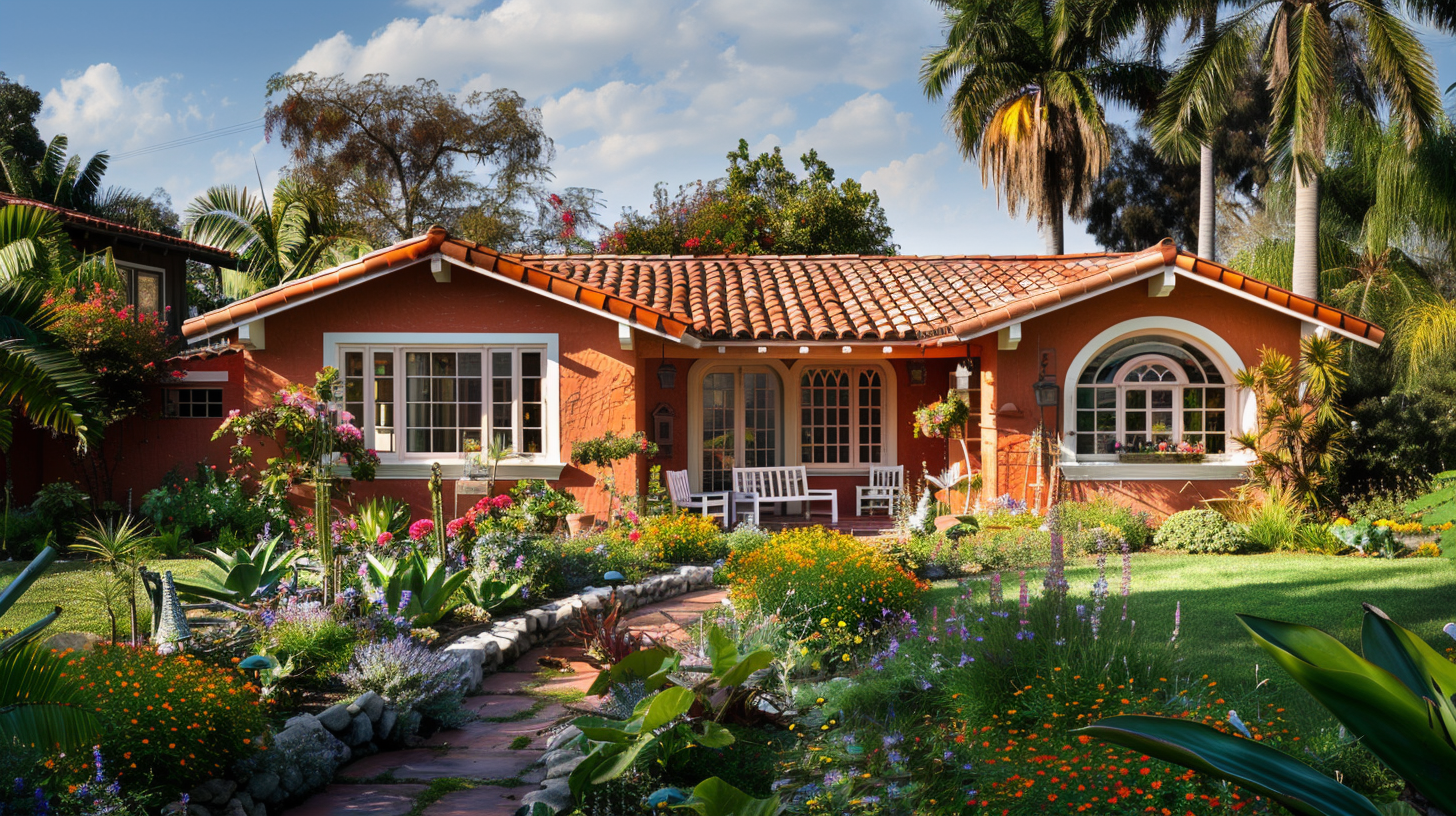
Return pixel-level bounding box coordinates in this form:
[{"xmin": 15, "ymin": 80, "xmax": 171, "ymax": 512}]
[
  {"xmin": 598, "ymin": 140, "xmax": 897, "ymax": 256},
  {"xmin": 1155, "ymin": 0, "xmax": 1449, "ymax": 297},
  {"xmin": 920, "ymin": 0, "xmax": 1161, "ymax": 253},
  {"xmin": 0, "ymin": 135, "xmax": 109, "ymax": 212},
  {"xmin": 183, "ymin": 180, "xmax": 371, "ymax": 297},
  {"xmin": 0, "ymin": 72, "xmax": 45, "ymax": 170},
  {"xmin": 264, "ymin": 73, "xmax": 555, "ymax": 246}
]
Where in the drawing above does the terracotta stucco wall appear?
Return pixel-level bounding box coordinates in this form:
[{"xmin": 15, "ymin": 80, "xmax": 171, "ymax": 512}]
[{"xmin": 981, "ymin": 274, "xmax": 1303, "ymax": 518}]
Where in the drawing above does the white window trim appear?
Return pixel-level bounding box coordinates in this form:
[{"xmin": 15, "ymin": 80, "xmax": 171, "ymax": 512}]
[
  {"xmin": 1060, "ymin": 317, "xmax": 1252, "ymax": 480},
  {"xmin": 686, "ymin": 359, "xmax": 898, "ymax": 490},
  {"xmin": 323, "ymin": 332, "xmax": 562, "ymax": 480},
  {"xmin": 793, "ymin": 362, "xmax": 895, "ymax": 471}
]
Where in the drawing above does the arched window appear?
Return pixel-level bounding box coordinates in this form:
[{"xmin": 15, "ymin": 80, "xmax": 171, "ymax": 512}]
[
  {"xmin": 1073, "ymin": 336, "xmax": 1229, "ymax": 456},
  {"xmin": 799, "ymin": 366, "xmax": 884, "ymax": 466}
]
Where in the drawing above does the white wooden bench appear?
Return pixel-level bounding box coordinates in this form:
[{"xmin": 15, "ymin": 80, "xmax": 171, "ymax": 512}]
[
  {"xmin": 732, "ymin": 465, "xmax": 838, "ymax": 525},
  {"xmin": 856, "ymin": 464, "xmax": 904, "ymax": 515},
  {"xmin": 665, "ymin": 469, "xmax": 730, "ymax": 524}
]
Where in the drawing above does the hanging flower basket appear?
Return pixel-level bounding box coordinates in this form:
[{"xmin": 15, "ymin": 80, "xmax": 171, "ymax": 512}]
[{"xmin": 913, "ymin": 391, "xmax": 972, "ymax": 439}]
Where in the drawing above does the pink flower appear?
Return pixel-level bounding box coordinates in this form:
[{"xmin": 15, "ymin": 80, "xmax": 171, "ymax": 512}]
[
  {"xmin": 408, "ymin": 519, "xmax": 435, "ymax": 541},
  {"xmin": 376, "ymin": 532, "xmax": 394, "ymax": 547},
  {"xmin": 339, "ymin": 410, "xmax": 354, "ymax": 424},
  {"xmin": 227, "ymin": 409, "xmax": 241, "ymax": 418},
  {"xmin": 490, "ymin": 494, "xmax": 514, "ymax": 510},
  {"xmin": 629, "ymin": 530, "xmax": 641, "ymax": 543},
  {"xmin": 446, "ymin": 517, "xmax": 469, "ymax": 539},
  {"xmin": 336, "ymin": 423, "xmax": 363, "ymax": 443}
]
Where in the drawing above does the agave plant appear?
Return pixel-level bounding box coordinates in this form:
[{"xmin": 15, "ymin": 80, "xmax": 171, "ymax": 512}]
[
  {"xmin": 174, "ymin": 533, "xmax": 301, "ymax": 604},
  {"xmin": 0, "ymin": 546, "xmax": 102, "ymax": 751},
  {"xmin": 365, "ymin": 551, "xmax": 470, "ymax": 627},
  {"xmin": 464, "ymin": 574, "xmax": 522, "ymax": 616},
  {"xmin": 1079, "ymin": 605, "xmax": 1456, "ymax": 816}
]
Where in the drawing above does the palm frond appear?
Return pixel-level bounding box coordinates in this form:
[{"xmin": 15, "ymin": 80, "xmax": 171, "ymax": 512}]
[{"xmin": 0, "ymin": 645, "xmax": 102, "ymax": 753}]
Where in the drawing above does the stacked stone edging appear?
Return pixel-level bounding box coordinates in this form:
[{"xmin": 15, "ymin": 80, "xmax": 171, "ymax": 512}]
[{"xmin": 441, "ymin": 564, "xmax": 717, "ymax": 693}]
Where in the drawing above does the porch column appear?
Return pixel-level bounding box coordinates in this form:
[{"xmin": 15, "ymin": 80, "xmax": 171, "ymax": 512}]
[{"xmin": 978, "ymin": 350, "xmax": 998, "ymax": 505}]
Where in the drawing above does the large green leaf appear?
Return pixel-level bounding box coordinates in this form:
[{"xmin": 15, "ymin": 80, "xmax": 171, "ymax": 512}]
[
  {"xmin": 717, "ymin": 648, "xmax": 775, "ymax": 689},
  {"xmin": 707, "ymin": 626, "xmax": 739, "ymax": 677},
  {"xmin": 1078, "ymin": 716, "xmax": 1382, "ymax": 816},
  {"xmin": 696, "ymin": 720, "xmax": 735, "ymax": 749},
  {"xmin": 1239, "ymin": 614, "xmax": 1456, "ymax": 812},
  {"xmin": 0, "ymin": 547, "xmax": 58, "ymax": 622},
  {"xmin": 0, "ymin": 644, "xmax": 102, "ymax": 753},
  {"xmin": 587, "ymin": 647, "xmax": 680, "ymax": 696},
  {"xmin": 640, "ymin": 686, "xmax": 695, "ymax": 732},
  {"xmin": 672, "ymin": 777, "xmax": 782, "ymax": 816}
]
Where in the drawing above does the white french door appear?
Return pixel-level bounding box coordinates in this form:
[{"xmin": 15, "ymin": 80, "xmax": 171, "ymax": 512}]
[{"xmin": 700, "ymin": 367, "xmax": 781, "ymax": 491}]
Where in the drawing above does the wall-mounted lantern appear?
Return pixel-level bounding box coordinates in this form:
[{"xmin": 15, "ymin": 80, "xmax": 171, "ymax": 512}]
[
  {"xmin": 1033, "ymin": 378, "xmax": 1060, "ymax": 407},
  {"xmin": 657, "ymin": 360, "xmax": 678, "ymax": 389},
  {"xmin": 907, "ymin": 360, "xmax": 927, "ymax": 386}
]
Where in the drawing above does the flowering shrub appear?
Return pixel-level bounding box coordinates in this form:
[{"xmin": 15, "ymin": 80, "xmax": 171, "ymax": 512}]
[
  {"xmin": 1154, "ymin": 509, "xmax": 1248, "ymax": 554},
  {"xmin": 45, "ymin": 283, "xmax": 176, "ymax": 424},
  {"xmin": 139, "ymin": 463, "xmax": 287, "ymax": 544},
  {"xmin": 542, "ymin": 532, "xmax": 665, "ymax": 595},
  {"xmin": 57, "ymin": 644, "xmax": 268, "ymax": 791},
  {"xmin": 505, "ymin": 479, "xmax": 581, "ymax": 533},
  {"xmin": 260, "ymin": 599, "xmax": 359, "ymax": 681},
  {"xmin": 912, "ymin": 390, "xmax": 971, "ymax": 439},
  {"xmin": 725, "ymin": 527, "xmax": 924, "ymax": 634},
  {"xmin": 636, "ymin": 511, "xmax": 727, "ymax": 563},
  {"xmin": 213, "ymin": 367, "xmax": 380, "ymax": 494},
  {"xmin": 341, "ymin": 636, "xmax": 470, "ymax": 739},
  {"xmin": 1053, "ymin": 498, "xmax": 1153, "ymax": 550}
]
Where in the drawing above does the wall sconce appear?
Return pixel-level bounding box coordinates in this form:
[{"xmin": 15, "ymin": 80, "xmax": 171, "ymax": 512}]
[
  {"xmin": 657, "ymin": 360, "xmax": 677, "ymax": 389},
  {"xmin": 1033, "ymin": 378, "xmax": 1060, "ymax": 407},
  {"xmin": 652, "ymin": 403, "xmax": 675, "ymax": 457},
  {"xmin": 953, "ymin": 357, "xmax": 980, "ymax": 393},
  {"xmin": 907, "ymin": 361, "xmax": 926, "ymax": 385}
]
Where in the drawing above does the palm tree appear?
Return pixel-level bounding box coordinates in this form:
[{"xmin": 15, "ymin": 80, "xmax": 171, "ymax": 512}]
[
  {"xmin": 921, "ymin": 0, "xmax": 1161, "ymax": 253},
  {"xmin": 72, "ymin": 515, "xmax": 155, "ymax": 646},
  {"xmin": 1155, "ymin": 0, "xmax": 1448, "ymax": 297},
  {"xmin": 0, "ymin": 135, "xmax": 109, "ymax": 212},
  {"xmin": 182, "ymin": 180, "xmax": 370, "ymax": 298},
  {"xmin": 0, "ymin": 204, "xmax": 97, "ymax": 451}
]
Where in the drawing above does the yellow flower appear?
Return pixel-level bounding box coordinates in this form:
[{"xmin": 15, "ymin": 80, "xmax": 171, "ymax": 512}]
[
  {"xmin": 842, "ymin": 653, "xmax": 851, "ymax": 661},
  {"xmin": 853, "ymin": 636, "xmax": 863, "ymax": 644},
  {"xmin": 837, "ymin": 621, "xmax": 846, "ymax": 628}
]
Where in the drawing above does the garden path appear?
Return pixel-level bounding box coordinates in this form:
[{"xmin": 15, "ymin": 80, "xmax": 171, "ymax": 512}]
[{"xmin": 285, "ymin": 588, "xmax": 729, "ymax": 816}]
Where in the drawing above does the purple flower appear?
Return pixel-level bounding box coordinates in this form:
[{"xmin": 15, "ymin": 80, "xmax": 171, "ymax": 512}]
[
  {"xmin": 958, "ymin": 653, "xmax": 974, "ymax": 667},
  {"xmin": 398, "ymin": 590, "xmax": 413, "ymax": 610},
  {"xmin": 521, "ymin": 586, "xmax": 530, "ymax": 600},
  {"xmin": 93, "ymin": 746, "xmax": 104, "ymax": 783},
  {"xmin": 514, "ymin": 554, "xmax": 526, "ymax": 571}
]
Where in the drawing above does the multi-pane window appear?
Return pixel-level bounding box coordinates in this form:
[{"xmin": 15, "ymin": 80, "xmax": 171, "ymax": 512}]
[
  {"xmin": 340, "ymin": 346, "xmax": 548, "ymax": 460},
  {"xmin": 164, "ymin": 388, "xmax": 222, "ymax": 418},
  {"xmin": 700, "ymin": 368, "xmax": 780, "ymax": 492},
  {"xmin": 799, "ymin": 367, "xmax": 883, "ymax": 467},
  {"xmin": 1073, "ymin": 336, "xmax": 1229, "ymax": 456}
]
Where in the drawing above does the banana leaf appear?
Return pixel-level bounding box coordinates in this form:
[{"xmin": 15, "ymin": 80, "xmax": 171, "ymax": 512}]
[
  {"xmin": 1077, "ymin": 716, "xmax": 1382, "ymax": 816},
  {"xmin": 1238, "ymin": 614, "xmax": 1456, "ymax": 811},
  {"xmin": 672, "ymin": 778, "xmax": 783, "ymax": 816}
]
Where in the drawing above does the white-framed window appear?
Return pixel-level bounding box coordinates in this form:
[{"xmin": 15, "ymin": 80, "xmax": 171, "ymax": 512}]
[
  {"xmin": 1073, "ymin": 336, "xmax": 1230, "ymax": 456},
  {"xmin": 163, "ymin": 388, "xmax": 223, "ymax": 418},
  {"xmin": 339, "ymin": 345, "xmax": 549, "ymax": 461},
  {"xmin": 799, "ymin": 366, "xmax": 884, "ymax": 467},
  {"xmin": 701, "ymin": 366, "xmax": 781, "ymax": 492}
]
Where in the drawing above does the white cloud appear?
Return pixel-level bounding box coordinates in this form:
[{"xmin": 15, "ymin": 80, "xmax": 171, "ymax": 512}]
[
  {"xmin": 38, "ymin": 63, "xmax": 176, "ymax": 153},
  {"xmin": 785, "ymin": 93, "xmax": 914, "ymax": 166}
]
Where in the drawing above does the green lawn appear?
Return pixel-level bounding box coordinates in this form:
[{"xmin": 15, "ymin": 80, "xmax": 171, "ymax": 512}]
[
  {"xmin": 0, "ymin": 558, "xmax": 212, "ymax": 640},
  {"xmin": 928, "ymin": 551, "xmax": 1456, "ymax": 687}
]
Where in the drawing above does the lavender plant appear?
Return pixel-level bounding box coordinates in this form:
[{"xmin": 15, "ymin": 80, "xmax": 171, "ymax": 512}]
[{"xmin": 341, "ymin": 635, "xmax": 471, "ymax": 739}]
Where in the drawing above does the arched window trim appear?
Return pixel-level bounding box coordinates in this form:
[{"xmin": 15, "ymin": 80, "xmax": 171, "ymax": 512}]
[
  {"xmin": 1114, "ymin": 354, "xmax": 1189, "ymax": 385},
  {"xmin": 1061, "ymin": 318, "xmax": 1247, "ymax": 464}
]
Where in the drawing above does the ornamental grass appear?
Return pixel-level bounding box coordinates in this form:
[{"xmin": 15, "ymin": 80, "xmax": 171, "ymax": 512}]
[
  {"xmin": 55, "ymin": 644, "xmax": 269, "ymax": 791},
  {"xmin": 724, "ymin": 526, "xmax": 925, "ymax": 634}
]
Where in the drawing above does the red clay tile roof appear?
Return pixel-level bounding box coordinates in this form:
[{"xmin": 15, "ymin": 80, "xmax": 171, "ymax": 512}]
[
  {"xmin": 181, "ymin": 228, "xmax": 1384, "ymax": 348},
  {"xmin": 182, "ymin": 227, "xmax": 694, "ymax": 343},
  {"xmin": 524, "ymin": 245, "xmax": 1182, "ymax": 341},
  {"xmin": 0, "ymin": 191, "xmax": 235, "ymax": 265}
]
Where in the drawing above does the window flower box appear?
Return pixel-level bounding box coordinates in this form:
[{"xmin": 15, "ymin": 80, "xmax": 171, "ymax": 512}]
[{"xmin": 1118, "ymin": 452, "xmax": 1206, "ymax": 464}]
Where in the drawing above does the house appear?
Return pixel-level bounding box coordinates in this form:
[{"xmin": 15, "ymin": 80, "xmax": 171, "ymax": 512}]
[
  {"xmin": 0, "ymin": 192, "xmax": 234, "ymax": 336},
  {"xmin": 31, "ymin": 225, "xmax": 1382, "ymax": 521}
]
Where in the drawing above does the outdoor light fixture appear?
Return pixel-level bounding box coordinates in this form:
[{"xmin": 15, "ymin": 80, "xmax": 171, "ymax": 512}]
[
  {"xmin": 954, "ymin": 362, "xmax": 971, "ymax": 392},
  {"xmin": 1033, "ymin": 378, "xmax": 1060, "ymax": 407},
  {"xmin": 656, "ymin": 346, "xmax": 677, "ymax": 389},
  {"xmin": 907, "ymin": 361, "xmax": 926, "ymax": 385},
  {"xmin": 238, "ymin": 654, "xmax": 276, "ymax": 684},
  {"xmin": 604, "ymin": 570, "xmax": 627, "ymax": 603}
]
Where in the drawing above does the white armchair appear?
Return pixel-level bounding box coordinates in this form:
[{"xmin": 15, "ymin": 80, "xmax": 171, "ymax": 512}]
[
  {"xmin": 665, "ymin": 469, "xmax": 729, "ymax": 524},
  {"xmin": 856, "ymin": 465, "xmax": 904, "ymax": 515}
]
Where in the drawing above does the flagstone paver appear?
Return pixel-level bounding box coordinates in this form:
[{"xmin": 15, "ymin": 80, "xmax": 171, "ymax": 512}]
[{"xmin": 285, "ymin": 586, "xmax": 728, "ymax": 816}]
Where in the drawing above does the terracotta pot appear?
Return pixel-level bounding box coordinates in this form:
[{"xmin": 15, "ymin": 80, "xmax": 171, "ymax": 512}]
[{"xmin": 566, "ymin": 513, "xmax": 596, "ymax": 535}]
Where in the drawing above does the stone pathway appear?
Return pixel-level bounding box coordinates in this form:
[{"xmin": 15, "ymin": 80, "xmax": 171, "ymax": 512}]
[{"xmin": 286, "ymin": 588, "xmax": 728, "ymax": 816}]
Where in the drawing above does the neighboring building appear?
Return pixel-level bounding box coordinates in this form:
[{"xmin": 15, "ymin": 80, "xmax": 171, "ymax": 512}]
[
  {"xmin": 25, "ymin": 226, "xmax": 1382, "ymax": 519},
  {"xmin": 0, "ymin": 192, "xmax": 234, "ymax": 336}
]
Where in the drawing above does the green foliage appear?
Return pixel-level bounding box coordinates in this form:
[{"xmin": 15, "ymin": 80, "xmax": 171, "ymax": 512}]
[
  {"xmin": 175, "ymin": 532, "xmax": 302, "ymax": 604},
  {"xmin": 463, "ymin": 574, "xmax": 522, "ymax": 615},
  {"xmin": 721, "ymin": 522, "xmax": 770, "ymax": 555},
  {"xmin": 532, "ymin": 532, "xmax": 663, "ymax": 597},
  {"xmin": 1053, "ymin": 497, "xmax": 1152, "ymax": 550},
  {"xmin": 0, "ymin": 276, "xmax": 97, "ymax": 450},
  {"xmin": 1155, "ymin": 509, "xmax": 1248, "ymax": 554},
  {"xmin": 1405, "ymin": 471, "xmax": 1456, "ymax": 552},
  {"xmin": 71, "ymin": 515, "xmax": 153, "ymax": 643},
  {"xmin": 637, "ymin": 512, "xmax": 727, "ymax": 563},
  {"xmin": 365, "ymin": 550, "xmax": 470, "ymax": 627},
  {"xmin": 1229, "ymin": 493, "xmax": 1307, "ymax": 553},
  {"xmin": 139, "ymin": 463, "xmax": 285, "ymax": 545},
  {"xmin": 29, "ymin": 481, "xmax": 89, "ymax": 548},
  {"xmin": 504, "ymin": 479, "xmax": 580, "ymax": 533},
  {"xmin": 341, "ymin": 635, "xmax": 470, "ymax": 739},
  {"xmin": 1235, "ymin": 335, "xmax": 1349, "ymax": 509},
  {"xmin": 600, "ymin": 139, "xmax": 896, "ymax": 256},
  {"xmin": 44, "ymin": 283, "xmax": 175, "ymax": 427},
  {"xmin": 266, "ymin": 605, "xmax": 358, "ymax": 682},
  {"xmin": 724, "ymin": 527, "xmax": 924, "ymax": 634},
  {"xmin": 1085, "ymin": 605, "xmax": 1456, "ymax": 816},
  {"xmin": 570, "ymin": 430, "xmax": 657, "ymax": 468},
  {"xmin": 61, "ymin": 643, "xmax": 268, "ymax": 790},
  {"xmin": 911, "ymin": 390, "xmax": 971, "ymax": 439},
  {"xmin": 669, "ymin": 777, "xmax": 781, "ymax": 816},
  {"xmin": 353, "ymin": 497, "xmax": 409, "ymax": 549},
  {"xmin": 1342, "ymin": 373, "xmax": 1456, "ymax": 499},
  {"xmin": 1329, "ymin": 521, "xmax": 1401, "ymax": 559}
]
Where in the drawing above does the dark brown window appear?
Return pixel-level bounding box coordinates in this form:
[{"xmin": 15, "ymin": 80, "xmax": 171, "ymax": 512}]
[{"xmin": 165, "ymin": 388, "xmax": 223, "ymax": 418}]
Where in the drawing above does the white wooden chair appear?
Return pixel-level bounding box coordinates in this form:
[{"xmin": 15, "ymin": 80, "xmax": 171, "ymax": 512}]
[
  {"xmin": 856, "ymin": 465, "xmax": 904, "ymax": 516},
  {"xmin": 665, "ymin": 469, "xmax": 730, "ymax": 524}
]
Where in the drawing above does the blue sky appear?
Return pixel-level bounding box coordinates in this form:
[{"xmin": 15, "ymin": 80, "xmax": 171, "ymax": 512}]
[{"xmin": 3, "ymin": 0, "xmax": 1454, "ymax": 255}]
